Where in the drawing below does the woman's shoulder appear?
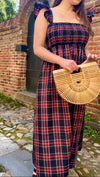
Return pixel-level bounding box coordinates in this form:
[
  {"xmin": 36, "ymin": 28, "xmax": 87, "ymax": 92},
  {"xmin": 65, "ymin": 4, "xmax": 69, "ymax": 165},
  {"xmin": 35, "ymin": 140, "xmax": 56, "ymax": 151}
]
[
  {"xmin": 34, "ymin": 2, "xmax": 49, "ymax": 18},
  {"xmin": 34, "ymin": 2, "xmax": 49, "ymax": 9},
  {"xmin": 34, "ymin": 1, "xmax": 53, "ymax": 24},
  {"xmin": 86, "ymin": 6, "xmax": 95, "ymax": 23}
]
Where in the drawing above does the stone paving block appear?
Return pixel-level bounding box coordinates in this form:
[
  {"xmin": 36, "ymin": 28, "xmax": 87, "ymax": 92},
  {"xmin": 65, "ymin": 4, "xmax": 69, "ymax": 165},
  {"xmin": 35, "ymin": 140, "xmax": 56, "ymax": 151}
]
[
  {"xmin": 0, "ymin": 150, "xmax": 33, "ymax": 177},
  {"xmin": 0, "ymin": 133, "xmax": 19, "ymax": 156},
  {"xmin": 0, "ymin": 172, "xmax": 11, "ymax": 177},
  {"xmin": 68, "ymin": 169, "xmax": 79, "ymax": 177},
  {"xmin": 0, "ymin": 173, "xmax": 5, "ymax": 177}
]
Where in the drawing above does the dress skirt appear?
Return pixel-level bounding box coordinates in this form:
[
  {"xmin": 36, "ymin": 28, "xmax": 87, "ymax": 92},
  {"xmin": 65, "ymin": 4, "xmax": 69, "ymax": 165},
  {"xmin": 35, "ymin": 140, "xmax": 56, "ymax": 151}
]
[{"xmin": 33, "ymin": 61, "xmax": 85, "ymax": 177}]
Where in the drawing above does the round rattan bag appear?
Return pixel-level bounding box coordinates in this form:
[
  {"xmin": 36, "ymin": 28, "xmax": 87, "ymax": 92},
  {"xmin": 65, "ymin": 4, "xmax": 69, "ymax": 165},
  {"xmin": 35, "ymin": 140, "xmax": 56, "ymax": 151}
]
[{"xmin": 53, "ymin": 62, "xmax": 100, "ymax": 104}]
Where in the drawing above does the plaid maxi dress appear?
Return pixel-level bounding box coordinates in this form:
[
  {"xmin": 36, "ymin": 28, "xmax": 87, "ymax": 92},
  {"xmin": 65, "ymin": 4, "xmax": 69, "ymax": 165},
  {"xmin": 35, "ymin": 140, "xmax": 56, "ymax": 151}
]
[{"xmin": 33, "ymin": 2, "xmax": 95, "ymax": 177}]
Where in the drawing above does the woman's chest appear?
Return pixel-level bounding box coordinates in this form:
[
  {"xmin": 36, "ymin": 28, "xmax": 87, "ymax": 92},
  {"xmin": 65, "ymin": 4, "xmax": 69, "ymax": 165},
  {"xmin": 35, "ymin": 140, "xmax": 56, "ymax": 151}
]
[{"xmin": 46, "ymin": 23, "xmax": 89, "ymax": 47}]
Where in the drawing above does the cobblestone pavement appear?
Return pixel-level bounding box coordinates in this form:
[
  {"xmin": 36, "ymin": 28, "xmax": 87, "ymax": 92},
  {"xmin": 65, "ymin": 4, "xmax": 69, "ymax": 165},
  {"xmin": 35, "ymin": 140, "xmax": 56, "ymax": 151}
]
[{"xmin": 0, "ymin": 103, "xmax": 100, "ymax": 177}]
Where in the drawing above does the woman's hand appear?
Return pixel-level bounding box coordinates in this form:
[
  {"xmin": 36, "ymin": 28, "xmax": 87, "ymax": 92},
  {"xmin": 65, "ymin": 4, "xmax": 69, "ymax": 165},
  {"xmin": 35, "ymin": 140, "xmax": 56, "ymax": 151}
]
[
  {"xmin": 59, "ymin": 59, "xmax": 78, "ymax": 73},
  {"xmin": 86, "ymin": 53, "xmax": 100, "ymax": 63}
]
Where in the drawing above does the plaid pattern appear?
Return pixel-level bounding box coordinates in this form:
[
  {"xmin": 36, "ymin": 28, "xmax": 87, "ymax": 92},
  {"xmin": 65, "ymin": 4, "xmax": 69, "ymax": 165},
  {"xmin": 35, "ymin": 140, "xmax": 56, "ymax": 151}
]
[
  {"xmin": 87, "ymin": 6, "xmax": 95, "ymax": 23},
  {"xmin": 33, "ymin": 2, "xmax": 94, "ymax": 177}
]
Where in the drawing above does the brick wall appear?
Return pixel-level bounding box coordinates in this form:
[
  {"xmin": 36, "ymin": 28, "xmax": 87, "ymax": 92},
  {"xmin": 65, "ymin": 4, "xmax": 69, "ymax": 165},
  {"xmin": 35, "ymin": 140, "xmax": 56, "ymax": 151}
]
[
  {"xmin": 85, "ymin": 0, "xmax": 100, "ymax": 120},
  {"xmin": 0, "ymin": 0, "xmax": 35, "ymax": 97},
  {"xmin": 0, "ymin": 0, "xmax": 100, "ymax": 119}
]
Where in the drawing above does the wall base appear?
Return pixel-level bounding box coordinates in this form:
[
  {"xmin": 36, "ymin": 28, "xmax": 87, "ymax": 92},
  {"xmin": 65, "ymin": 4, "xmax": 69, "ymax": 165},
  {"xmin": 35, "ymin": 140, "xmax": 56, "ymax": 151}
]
[{"xmin": 15, "ymin": 91, "xmax": 36, "ymax": 108}]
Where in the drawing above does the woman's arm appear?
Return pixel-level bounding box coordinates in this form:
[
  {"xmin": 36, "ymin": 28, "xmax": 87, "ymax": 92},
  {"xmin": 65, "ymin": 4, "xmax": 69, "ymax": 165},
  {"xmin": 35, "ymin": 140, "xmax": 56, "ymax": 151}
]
[{"xmin": 33, "ymin": 9, "xmax": 78, "ymax": 73}]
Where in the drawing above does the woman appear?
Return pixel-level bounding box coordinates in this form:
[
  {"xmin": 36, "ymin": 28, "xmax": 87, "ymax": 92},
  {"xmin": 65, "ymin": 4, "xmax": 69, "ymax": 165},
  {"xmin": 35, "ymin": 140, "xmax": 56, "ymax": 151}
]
[{"xmin": 33, "ymin": 0, "xmax": 98, "ymax": 176}]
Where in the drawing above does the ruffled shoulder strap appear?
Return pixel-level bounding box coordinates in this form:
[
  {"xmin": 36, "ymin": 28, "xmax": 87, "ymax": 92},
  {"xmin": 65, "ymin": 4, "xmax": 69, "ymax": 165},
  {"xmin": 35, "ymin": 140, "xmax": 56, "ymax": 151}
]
[
  {"xmin": 34, "ymin": 1, "xmax": 53, "ymax": 23},
  {"xmin": 86, "ymin": 6, "xmax": 95, "ymax": 23}
]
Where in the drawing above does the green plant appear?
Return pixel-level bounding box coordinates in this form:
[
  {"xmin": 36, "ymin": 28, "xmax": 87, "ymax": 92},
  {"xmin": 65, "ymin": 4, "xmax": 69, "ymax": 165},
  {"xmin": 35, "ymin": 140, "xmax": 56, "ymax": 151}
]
[
  {"xmin": 84, "ymin": 113, "xmax": 100, "ymax": 142},
  {"xmin": 10, "ymin": 100, "xmax": 21, "ymax": 108},
  {"xmin": 4, "ymin": 96, "xmax": 12, "ymax": 103},
  {"xmin": 0, "ymin": 93, "xmax": 13, "ymax": 103},
  {"xmin": 0, "ymin": 163, "xmax": 5, "ymax": 172},
  {"xmin": 14, "ymin": 100, "xmax": 22, "ymax": 107},
  {"xmin": 0, "ymin": 92, "xmax": 22, "ymax": 108},
  {"xmin": 0, "ymin": 93, "xmax": 6, "ymax": 100},
  {"xmin": 84, "ymin": 112, "xmax": 91, "ymax": 124},
  {"xmin": 0, "ymin": 0, "xmax": 17, "ymax": 22}
]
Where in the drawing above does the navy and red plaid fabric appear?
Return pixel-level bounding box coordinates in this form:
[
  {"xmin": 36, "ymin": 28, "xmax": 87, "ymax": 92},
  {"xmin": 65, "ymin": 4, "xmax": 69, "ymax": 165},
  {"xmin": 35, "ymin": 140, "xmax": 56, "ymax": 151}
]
[
  {"xmin": 33, "ymin": 2, "xmax": 95, "ymax": 177},
  {"xmin": 87, "ymin": 6, "xmax": 95, "ymax": 23}
]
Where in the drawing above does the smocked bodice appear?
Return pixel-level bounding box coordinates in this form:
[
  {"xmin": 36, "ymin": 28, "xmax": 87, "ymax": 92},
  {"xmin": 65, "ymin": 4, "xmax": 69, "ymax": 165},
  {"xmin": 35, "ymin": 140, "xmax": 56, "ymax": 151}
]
[
  {"xmin": 34, "ymin": 2, "xmax": 95, "ymax": 64},
  {"xmin": 46, "ymin": 23, "xmax": 89, "ymax": 48}
]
